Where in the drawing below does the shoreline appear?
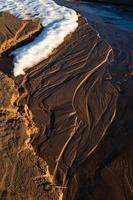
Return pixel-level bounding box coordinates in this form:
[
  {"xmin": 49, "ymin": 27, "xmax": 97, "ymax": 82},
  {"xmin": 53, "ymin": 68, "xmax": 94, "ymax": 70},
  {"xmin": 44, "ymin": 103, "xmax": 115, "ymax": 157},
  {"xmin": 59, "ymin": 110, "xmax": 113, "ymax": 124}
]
[
  {"xmin": 0, "ymin": 1, "xmax": 133, "ymax": 200},
  {"xmin": 72, "ymin": 0, "xmax": 133, "ymax": 6}
]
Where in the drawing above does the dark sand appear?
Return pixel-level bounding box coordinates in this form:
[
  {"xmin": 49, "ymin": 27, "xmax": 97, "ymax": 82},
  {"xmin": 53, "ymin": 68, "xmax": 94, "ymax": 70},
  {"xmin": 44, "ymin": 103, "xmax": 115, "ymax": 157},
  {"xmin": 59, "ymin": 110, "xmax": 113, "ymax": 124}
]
[{"xmin": 0, "ymin": 2, "xmax": 133, "ymax": 200}]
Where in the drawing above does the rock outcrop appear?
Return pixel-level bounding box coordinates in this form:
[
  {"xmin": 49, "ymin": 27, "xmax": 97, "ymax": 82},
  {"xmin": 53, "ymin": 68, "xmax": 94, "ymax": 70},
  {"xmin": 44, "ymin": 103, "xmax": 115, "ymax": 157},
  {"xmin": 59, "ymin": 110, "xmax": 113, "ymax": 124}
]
[{"xmin": 0, "ymin": 12, "xmax": 41, "ymax": 54}]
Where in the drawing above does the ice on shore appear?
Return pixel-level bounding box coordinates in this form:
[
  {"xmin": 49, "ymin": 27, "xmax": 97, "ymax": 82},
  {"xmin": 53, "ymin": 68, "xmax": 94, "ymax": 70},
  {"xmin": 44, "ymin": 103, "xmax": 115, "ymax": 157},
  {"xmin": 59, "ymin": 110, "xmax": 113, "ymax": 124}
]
[{"xmin": 0, "ymin": 0, "xmax": 78, "ymax": 76}]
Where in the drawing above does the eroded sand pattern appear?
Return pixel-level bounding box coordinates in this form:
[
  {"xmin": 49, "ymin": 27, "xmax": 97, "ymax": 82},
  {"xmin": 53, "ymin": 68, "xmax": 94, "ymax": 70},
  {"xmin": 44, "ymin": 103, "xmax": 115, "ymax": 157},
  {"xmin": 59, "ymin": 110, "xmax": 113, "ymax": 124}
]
[{"xmin": 0, "ymin": 0, "xmax": 133, "ymax": 200}]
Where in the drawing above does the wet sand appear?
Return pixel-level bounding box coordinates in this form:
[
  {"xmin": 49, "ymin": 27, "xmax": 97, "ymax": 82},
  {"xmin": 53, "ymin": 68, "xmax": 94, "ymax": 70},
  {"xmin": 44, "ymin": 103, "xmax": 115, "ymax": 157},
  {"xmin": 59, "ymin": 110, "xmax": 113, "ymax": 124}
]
[
  {"xmin": 0, "ymin": 1, "xmax": 133, "ymax": 200},
  {"xmin": 25, "ymin": 2, "xmax": 133, "ymax": 199}
]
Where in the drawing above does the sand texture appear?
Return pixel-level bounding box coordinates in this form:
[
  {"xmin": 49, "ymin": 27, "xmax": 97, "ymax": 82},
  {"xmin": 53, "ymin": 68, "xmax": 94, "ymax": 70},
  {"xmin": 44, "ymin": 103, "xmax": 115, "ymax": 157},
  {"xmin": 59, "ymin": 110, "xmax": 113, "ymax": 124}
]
[
  {"xmin": 0, "ymin": 72, "xmax": 62, "ymax": 199},
  {"xmin": 0, "ymin": 3, "xmax": 133, "ymax": 200}
]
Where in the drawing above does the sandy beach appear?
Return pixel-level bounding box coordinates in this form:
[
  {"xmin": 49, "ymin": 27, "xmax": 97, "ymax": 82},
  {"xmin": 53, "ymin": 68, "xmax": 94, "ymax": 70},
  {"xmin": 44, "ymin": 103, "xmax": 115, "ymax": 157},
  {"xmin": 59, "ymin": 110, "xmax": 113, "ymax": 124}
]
[{"xmin": 0, "ymin": 1, "xmax": 133, "ymax": 200}]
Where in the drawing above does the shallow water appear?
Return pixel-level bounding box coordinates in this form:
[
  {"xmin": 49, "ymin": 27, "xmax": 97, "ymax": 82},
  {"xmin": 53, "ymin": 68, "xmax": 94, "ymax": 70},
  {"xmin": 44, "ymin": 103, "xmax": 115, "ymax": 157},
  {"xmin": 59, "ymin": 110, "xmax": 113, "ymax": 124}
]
[{"xmin": 62, "ymin": 1, "xmax": 133, "ymax": 30}]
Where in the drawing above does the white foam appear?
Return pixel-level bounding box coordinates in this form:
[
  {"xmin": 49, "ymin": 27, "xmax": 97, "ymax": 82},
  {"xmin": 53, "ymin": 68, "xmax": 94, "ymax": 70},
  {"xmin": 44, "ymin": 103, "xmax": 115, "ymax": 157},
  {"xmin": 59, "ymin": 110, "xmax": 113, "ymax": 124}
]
[{"xmin": 0, "ymin": 0, "xmax": 78, "ymax": 76}]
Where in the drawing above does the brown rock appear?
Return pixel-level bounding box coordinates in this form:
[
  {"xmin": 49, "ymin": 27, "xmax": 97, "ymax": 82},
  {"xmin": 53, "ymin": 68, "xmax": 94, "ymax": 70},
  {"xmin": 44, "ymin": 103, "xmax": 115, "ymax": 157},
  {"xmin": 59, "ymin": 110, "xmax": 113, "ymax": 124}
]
[{"xmin": 0, "ymin": 11, "xmax": 41, "ymax": 54}]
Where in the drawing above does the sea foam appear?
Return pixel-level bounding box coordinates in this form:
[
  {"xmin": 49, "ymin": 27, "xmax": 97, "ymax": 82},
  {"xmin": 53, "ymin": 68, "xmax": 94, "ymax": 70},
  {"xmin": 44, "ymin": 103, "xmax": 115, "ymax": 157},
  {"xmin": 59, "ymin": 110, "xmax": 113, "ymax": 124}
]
[{"xmin": 0, "ymin": 0, "xmax": 78, "ymax": 76}]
